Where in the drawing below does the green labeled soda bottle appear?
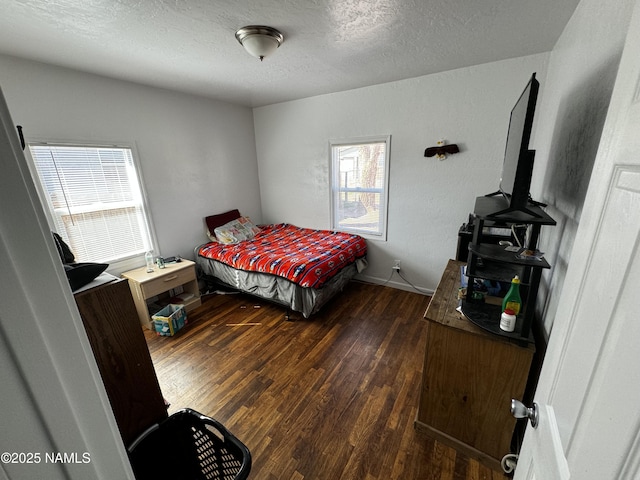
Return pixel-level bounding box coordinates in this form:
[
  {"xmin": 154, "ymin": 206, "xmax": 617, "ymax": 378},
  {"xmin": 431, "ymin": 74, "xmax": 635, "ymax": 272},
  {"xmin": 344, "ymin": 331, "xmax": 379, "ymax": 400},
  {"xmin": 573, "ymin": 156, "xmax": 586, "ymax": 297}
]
[{"xmin": 502, "ymin": 275, "xmax": 522, "ymax": 315}]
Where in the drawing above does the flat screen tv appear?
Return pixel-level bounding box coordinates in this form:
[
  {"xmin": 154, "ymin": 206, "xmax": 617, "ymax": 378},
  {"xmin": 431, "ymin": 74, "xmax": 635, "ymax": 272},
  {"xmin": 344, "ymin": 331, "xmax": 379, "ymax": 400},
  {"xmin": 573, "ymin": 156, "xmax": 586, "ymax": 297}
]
[{"xmin": 489, "ymin": 72, "xmax": 541, "ymax": 218}]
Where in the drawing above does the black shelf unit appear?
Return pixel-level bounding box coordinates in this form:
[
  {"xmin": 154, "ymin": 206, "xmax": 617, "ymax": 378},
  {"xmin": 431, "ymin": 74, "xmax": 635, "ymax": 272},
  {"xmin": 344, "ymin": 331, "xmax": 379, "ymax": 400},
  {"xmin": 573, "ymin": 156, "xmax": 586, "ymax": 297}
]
[
  {"xmin": 456, "ymin": 215, "xmax": 527, "ymax": 261},
  {"xmin": 463, "ymin": 195, "xmax": 556, "ymax": 343}
]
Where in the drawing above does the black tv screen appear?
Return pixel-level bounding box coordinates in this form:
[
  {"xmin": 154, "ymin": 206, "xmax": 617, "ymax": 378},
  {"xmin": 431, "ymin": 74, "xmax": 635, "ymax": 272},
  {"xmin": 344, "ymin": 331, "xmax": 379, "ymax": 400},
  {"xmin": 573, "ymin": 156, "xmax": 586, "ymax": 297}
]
[{"xmin": 499, "ymin": 73, "xmax": 539, "ymax": 210}]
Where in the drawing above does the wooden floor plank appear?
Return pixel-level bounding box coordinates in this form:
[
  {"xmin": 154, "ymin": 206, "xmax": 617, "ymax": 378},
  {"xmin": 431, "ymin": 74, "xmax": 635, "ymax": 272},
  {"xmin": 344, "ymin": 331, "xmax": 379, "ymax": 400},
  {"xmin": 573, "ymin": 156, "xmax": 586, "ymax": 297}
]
[{"xmin": 144, "ymin": 281, "xmax": 507, "ymax": 479}]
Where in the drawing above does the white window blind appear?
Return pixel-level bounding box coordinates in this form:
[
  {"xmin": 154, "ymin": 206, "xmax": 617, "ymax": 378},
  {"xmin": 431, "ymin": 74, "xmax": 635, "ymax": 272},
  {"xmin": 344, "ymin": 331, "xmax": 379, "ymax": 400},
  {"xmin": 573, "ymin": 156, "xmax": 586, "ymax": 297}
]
[
  {"xmin": 330, "ymin": 136, "xmax": 390, "ymax": 239},
  {"xmin": 29, "ymin": 144, "xmax": 154, "ymax": 264}
]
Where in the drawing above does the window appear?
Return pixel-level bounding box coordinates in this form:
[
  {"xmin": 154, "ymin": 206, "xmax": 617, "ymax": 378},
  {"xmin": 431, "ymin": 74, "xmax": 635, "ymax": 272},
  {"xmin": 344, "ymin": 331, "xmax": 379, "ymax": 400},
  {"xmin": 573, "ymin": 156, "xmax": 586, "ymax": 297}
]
[
  {"xmin": 330, "ymin": 136, "xmax": 390, "ymax": 239},
  {"xmin": 28, "ymin": 144, "xmax": 155, "ymax": 268}
]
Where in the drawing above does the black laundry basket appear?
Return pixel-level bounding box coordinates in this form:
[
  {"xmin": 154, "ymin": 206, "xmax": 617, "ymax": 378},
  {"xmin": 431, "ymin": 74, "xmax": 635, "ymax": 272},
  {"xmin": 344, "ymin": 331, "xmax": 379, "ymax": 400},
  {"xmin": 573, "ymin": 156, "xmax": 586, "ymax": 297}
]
[{"xmin": 128, "ymin": 408, "xmax": 251, "ymax": 480}]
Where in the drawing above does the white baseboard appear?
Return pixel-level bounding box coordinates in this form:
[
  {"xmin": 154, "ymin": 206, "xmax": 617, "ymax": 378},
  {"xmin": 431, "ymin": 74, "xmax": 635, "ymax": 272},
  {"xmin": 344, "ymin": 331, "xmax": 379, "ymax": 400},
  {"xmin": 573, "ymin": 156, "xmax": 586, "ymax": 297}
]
[{"xmin": 355, "ymin": 273, "xmax": 433, "ymax": 296}]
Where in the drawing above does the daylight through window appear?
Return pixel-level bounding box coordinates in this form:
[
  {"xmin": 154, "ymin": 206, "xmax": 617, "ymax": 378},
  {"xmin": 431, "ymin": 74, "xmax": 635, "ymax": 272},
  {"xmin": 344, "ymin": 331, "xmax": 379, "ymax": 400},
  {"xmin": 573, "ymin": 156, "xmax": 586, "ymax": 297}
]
[
  {"xmin": 330, "ymin": 137, "xmax": 390, "ymax": 239},
  {"xmin": 29, "ymin": 144, "xmax": 154, "ymax": 265}
]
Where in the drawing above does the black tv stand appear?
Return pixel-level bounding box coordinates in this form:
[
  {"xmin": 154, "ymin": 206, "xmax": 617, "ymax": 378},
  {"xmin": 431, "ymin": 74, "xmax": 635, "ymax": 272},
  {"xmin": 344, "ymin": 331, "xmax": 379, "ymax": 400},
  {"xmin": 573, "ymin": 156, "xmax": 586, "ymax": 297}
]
[
  {"xmin": 482, "ymin": 191, "xmax": 545, "ymax": 219},
  {"xmin": 476, "ymin": 196, "xmax": 549, "ymax": 223},
  {"xmin": 485, "ymin": 189, "xmax": 547, "ymax": 207},
  {"xmin": 488, "ymin": 204, "xmax": 542, "ymax": 219},
  {"xmin": 462, "ymin": 196, "xmax": 556, "ymax": 343},
  {"xmin": 484, "ymin": 190, "xmax": 503, "ymax": 198}
]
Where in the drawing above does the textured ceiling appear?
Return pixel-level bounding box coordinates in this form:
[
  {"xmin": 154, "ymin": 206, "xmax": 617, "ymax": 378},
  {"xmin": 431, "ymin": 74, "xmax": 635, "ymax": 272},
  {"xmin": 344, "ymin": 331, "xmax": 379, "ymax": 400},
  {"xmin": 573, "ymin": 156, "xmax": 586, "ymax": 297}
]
[{"xmin": 0, "ymin": 0, "xmax": 580, "ymax": 107}]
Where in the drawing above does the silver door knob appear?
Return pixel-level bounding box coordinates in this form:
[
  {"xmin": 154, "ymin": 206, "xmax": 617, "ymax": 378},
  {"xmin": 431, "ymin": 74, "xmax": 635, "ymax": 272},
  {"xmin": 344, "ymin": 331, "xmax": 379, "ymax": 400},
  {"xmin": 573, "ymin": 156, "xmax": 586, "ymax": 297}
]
[{"xmin": 511, "ymin": 399, "xmax": 539, "ymax": 428}]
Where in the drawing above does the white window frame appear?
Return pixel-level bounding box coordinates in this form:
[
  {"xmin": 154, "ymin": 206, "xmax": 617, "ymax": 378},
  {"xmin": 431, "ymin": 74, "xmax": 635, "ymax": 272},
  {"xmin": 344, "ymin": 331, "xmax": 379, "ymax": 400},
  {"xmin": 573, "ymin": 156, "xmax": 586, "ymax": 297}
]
[
  {"xmin": 330, "ymin": 135, "xmax": 391, "ymax": 240},
  {"xmin": 25, "ymin": 140, "xmax": 158, "ymax": 274}
]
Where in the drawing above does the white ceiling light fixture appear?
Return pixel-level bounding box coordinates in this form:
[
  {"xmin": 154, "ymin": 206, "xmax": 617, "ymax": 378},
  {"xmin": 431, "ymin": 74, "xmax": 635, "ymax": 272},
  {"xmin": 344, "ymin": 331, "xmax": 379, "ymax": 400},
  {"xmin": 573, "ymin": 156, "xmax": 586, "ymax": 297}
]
[{"xmin": 235, "ymin": 25, "xmax": 284, "ymax": 61}]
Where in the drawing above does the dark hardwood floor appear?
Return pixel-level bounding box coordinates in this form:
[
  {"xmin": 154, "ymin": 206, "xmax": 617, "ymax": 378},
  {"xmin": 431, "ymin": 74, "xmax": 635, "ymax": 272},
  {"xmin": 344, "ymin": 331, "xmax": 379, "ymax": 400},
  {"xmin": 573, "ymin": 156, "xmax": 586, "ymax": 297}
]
[{"xmin": 144, "ymin": 281, "xmax": 506, "ymax": 479}]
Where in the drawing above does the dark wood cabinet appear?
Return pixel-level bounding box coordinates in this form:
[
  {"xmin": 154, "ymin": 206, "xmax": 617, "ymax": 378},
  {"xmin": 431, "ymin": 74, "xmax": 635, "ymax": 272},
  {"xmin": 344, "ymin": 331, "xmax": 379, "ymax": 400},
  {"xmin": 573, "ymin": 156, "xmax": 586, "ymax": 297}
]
[
  {"xmin": 74, "ymin": 278, "xmax": 168, "ymax": 446},
  {"xmin": 415, "ymin": 260, "xmax": 535, "ymax": 470}
]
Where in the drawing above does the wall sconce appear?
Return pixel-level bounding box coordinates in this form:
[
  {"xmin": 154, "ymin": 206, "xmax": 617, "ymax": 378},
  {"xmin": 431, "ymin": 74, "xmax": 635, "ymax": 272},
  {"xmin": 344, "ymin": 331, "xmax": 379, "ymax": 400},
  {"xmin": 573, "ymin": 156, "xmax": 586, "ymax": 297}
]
[
  {"xmin": 424, "ymin": 140, "xmax": 460, "ymax": 160},
  {"xmin": 235, "ymin": 25, "xmax": 284, "ymax": 61}
]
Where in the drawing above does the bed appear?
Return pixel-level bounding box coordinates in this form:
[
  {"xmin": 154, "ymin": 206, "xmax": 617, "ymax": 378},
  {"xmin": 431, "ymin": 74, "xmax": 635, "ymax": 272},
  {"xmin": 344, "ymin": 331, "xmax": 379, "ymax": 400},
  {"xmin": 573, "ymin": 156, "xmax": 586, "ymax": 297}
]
[{"xmin": 194, "ymin": 210, "xmax": 368, "ymax": 318}]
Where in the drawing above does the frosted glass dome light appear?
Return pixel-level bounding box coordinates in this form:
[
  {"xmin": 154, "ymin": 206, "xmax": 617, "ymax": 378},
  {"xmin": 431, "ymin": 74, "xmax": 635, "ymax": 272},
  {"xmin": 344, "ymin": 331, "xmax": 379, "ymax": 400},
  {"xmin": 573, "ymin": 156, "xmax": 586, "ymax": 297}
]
[{"xmin": 235, "ymin": 26, "xmax": 284, "ymax": 61}]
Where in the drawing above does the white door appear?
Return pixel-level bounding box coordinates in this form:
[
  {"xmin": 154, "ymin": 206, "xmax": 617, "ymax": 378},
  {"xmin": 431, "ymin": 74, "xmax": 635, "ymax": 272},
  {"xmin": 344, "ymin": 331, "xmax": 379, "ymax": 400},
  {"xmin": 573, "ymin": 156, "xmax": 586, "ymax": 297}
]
[{"xmin": 515, "ymin": 0, "xmax": 640, "ymax": 478}]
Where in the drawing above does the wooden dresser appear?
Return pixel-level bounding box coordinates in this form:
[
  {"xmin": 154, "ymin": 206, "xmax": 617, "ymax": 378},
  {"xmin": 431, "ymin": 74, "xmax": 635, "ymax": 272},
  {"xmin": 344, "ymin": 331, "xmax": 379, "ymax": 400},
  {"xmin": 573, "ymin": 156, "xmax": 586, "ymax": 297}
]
[
  {"xmin": 74, "ymin": 277, "xmax": 168, "ymax": 446},
  {"xmin": 415, "ymin": 259, "xmax": 535, "ymax": 470}
]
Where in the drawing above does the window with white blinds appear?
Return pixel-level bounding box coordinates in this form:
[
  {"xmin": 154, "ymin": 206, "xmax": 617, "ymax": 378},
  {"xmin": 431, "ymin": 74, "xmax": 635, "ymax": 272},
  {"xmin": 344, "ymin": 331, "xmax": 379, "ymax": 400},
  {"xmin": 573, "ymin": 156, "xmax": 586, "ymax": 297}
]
[
  {"xmin": 330, "ymin": 136, "xmax": 390, "ymax": 239},
  {"xmin": 29, "ymin": 144, "xmax": 154, "ymax": 265}
]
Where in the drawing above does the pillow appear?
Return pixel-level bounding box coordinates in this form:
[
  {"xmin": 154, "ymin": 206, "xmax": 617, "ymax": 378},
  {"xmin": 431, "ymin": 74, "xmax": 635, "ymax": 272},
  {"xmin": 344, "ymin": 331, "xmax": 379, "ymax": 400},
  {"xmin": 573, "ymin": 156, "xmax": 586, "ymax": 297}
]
[
  {"xmin": 205, "ymin": 209, "xmax": 241, "ymax": 242},
  {"xmin": 64, "ymin": 262, "xmax": 109, "ymax": 291},
  {"xmin": 214, "ymin": 216, "xmax": 261, "ymax": 244}
]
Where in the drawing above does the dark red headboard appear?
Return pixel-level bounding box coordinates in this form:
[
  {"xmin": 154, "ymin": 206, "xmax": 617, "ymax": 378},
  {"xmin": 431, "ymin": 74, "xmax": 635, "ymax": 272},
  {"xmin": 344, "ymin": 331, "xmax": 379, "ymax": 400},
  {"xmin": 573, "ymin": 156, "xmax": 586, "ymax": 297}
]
[{"xmin": 205, "ymin": 209, "xmax": 241, "ymax": 234}]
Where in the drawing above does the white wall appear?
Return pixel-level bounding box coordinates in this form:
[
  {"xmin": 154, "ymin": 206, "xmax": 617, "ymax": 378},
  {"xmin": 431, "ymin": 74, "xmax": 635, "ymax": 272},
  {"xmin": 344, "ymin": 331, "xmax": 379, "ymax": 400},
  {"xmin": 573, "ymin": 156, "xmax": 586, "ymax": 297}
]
[
  {"xmin": 529, "ymin": 0, "xmax": 635, "ymax": 337},
  {"xmin": 0, "ymin": 54, "xmax": 262, "ymax": 268},
  {"xmin": 254, "ymin": 56, "xmax": 549, "ymax": 292}
]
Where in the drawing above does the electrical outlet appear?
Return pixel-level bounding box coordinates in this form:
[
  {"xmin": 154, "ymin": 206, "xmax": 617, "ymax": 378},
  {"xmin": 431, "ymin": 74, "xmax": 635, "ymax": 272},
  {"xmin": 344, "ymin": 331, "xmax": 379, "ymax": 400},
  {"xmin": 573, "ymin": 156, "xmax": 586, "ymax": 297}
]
[{"xmin": 393, "ymin": 260, "xmax": 401, "ymax": 272}]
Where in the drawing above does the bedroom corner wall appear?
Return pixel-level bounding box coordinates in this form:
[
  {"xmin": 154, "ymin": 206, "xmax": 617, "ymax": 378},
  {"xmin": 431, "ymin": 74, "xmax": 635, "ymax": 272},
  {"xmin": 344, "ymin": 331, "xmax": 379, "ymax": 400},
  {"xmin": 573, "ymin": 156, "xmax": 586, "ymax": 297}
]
[
  {"xmin": 526, "ymin": 0, "xmax": 635, "ymax": 338},
  {"xmin": 253, "ymin": 55, "xmax": 549, "ymax": 293},
  {"xmin": 0, "ymin": 54, "xmax": 261, "ymax": 267}
]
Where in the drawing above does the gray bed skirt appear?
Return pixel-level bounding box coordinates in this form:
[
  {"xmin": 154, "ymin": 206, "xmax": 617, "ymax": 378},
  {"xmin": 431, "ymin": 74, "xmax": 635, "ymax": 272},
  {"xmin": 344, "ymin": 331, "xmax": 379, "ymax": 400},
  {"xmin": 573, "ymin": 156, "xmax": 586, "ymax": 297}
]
[{"xmin": 195, "ymin": 253, "xmax": 368, "ymax": 318}]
